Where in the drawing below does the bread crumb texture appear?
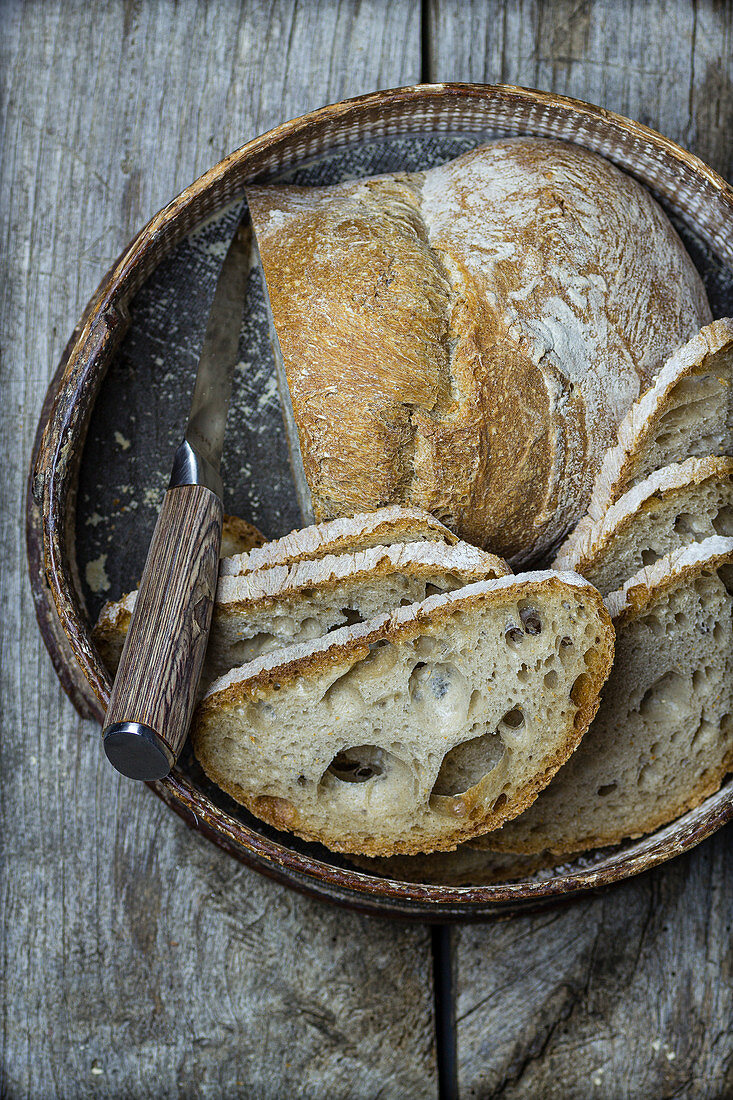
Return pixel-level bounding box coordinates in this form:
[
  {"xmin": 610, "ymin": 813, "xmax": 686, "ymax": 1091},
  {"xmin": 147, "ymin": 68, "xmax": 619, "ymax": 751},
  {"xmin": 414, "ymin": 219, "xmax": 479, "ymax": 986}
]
[
  {"xmin": 491, "ymin": 537, "xmax": 733, "ymax": 854},
  {"xmin": 193, "ymin": 572, "xmax": 614, "ymax": 856}
]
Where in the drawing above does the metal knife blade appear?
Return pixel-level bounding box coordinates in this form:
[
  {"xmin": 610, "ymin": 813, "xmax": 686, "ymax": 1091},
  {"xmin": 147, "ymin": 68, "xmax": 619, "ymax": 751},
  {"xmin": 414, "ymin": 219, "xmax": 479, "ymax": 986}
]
[
  {"xmin": 181, "ymin": 218, "xmax": 250, "ymax": 483},
  {"xmin": 102, "ymin": 207, "xmax": 250, "ymax": 782}
]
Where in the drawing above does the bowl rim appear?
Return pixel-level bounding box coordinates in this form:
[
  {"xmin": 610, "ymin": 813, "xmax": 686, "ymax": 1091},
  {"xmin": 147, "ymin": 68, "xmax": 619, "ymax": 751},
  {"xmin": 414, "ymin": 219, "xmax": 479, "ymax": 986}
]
[{"xmin": 27, "ymin": 81, "xmax": 733, "ymax": 919}]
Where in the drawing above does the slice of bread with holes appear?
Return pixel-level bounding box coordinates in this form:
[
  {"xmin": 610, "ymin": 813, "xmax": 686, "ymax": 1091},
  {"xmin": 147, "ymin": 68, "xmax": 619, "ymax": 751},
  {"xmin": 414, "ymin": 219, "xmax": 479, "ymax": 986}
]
[
  {"xmin": 489, "ymin": 536, "xmax": 733, "ymax": 855},
  {"xmin": 218, "ymin": 505, "xmax": 457, "ymax": 578},
  {"xmin": 192, "ymin": 571, "xmax": 614, "ymax": 856},
  {"xmin": 588, "ymin": 318, "xmax": 733, "ymax": 522},
  {"xmin": 94, "ymin": 540, "xmax": 509, "ymax": 691},
  {"xmin": 219, "ymin": 514, "xmax": 267, "ymax": 558},
  {"xmin": 553, "ymin": 455, "xmax": 733, "ymax": 595}
]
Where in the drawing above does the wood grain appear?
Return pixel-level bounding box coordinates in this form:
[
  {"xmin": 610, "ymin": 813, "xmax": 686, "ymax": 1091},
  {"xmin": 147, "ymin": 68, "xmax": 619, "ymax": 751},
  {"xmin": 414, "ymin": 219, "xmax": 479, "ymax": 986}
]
[
  {"xmin": 4, "ymin": 0, "xmax": 733, "ymax": 1095},
  {"xmin": 104, "ymin": 484, "xmax": 223, "ymax": 769},
  {"xmin": 427, "ymin": 0, "xmax": 733, "ymax": 181},
  {"xmin": 427, "ymin": 2, "xmax": 733, "ymax": 1094},
  {"xmin": 0, "ymin": 1, "xmax": 435, "ymax": 1097}
]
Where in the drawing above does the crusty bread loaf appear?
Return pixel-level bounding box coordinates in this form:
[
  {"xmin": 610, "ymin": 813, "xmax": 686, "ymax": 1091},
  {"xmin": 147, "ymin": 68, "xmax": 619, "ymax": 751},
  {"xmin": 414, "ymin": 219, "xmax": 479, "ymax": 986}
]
[
  {"xmin": 192, "ymin": 571, "xmax": 614, "ymax": 856},
  {"xmin": 218, "ymin": 505, "xmax": 457, "ymax": 578},
  {"xmin": 489, "ymin": 537, "xmax": 733, "ymax": 855},
  {"xmin": 247, "ymin": 138, "xmax": 710, "ymax": 562},
  {"xmin": 553, "ymin": 456, "xmax": 733, "ymax": 594},
  {"xmin": 588, "ymin": 318, "xmax": 733, "ymax": 521},
  {"xmin": 94, "ymin": 540, "xmax": 508, "ymax": 688}
]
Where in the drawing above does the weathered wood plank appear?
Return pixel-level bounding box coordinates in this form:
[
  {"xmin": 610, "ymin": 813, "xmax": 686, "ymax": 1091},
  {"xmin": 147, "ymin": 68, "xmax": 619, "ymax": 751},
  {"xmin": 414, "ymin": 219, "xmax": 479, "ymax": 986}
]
[
  {"xmin": 454, "ymin": 842, "xmax": 733, "ymax": 1099},
  {"xmin": 427, "ymin": 0, "xmax": 733, "ymax": 180},
  {"xmin": 428, "ymin": 2, "xmax": 733, "ymax": 1095},
  {"xmin": 0, "ymin": 2, "xmax": 434, "ymax": 1097}
]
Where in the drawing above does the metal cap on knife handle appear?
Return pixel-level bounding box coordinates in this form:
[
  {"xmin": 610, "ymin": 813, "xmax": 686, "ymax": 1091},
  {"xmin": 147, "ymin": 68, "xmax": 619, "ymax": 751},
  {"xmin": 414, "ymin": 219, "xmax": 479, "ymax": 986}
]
[{"xmin": 102, "ymin": 213, "xmax": 250, "ymax": 781}]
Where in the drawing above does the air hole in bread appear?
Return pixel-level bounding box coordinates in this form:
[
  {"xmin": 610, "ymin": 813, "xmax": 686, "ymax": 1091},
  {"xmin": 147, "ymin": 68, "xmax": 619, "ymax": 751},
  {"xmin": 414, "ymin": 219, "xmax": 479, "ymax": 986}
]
[
  {"xmin": 597, "ymin": 782, "xmax": 618, "ymax": 796},
  {"xmin": 504, "ymin": 621, "xmax": 524, "ymax": 647},
  {"xmin": 544, "ymin": 669, "xmax": 559, "ymax": 689},
  {"xmin": 713, "ymin": 505, "xmax": 733, "ymax": 536},
  {"xmin": 516, "ymin": 664, "xmax": 531, "ymax": 683},
  {"xmin": 414, "ymin": 635, "xmax": 441, "ymax": 658},
  {"xmin": 467, "ymin": 689, "xmax": 482, "ymax": 721},
  {"xmin": 638, "ymin": 671, "xmax": 687, "ymax": 720},
  {"xmin": 519, "ymin": 606, "xmax": 542, "ymax": 635},
  {"xmin": 692, "ymin": 668, "xmax": 706, "ymax": 690},
  {"xmin": 339, "ymin": 607, "xmax": 363, "ymax": 626},
  {"xmin": 645, "ymin": 615, "xmax": 666, "ymax": 638},
  {"xmin": 431, "ymin": 725, "xmax": 505, "ymax": 797},
  {"xmin": 491, "ymin": 792, "xmax": 508, "ymax": 814},
  {"xmin": 673, "ymin": 513, "xmax": 697, "ymax": 536},
  {"xmin": 424, "ymin": 583, "xmax": 445, "ymax": 597},
  {"xmin": 691, "ymin": 717, "xmax": 717, "ymax": 749},
  {"xmin": 327, "ymin": 746, "xmax": 388, "ymax": 784},
  {"xmin": 570, "ymin": 673, "xmax": 590, "ymax": 705},
  {"xmin": 408, "ymin": 662, "xmax": 470, "ymax": 724},
  {"xmin": 713, "ymin": 622, "xmax": 725, "ymax": 643},
  {"xmin": 641, "ymin": 548, "xmax": 662, "ymax": 567},
  {"xmin": 501, "ymin": 707, "xmax": 525, "ymax": 729},
  {"xmin": 638, "ymin": 761, "xmax": 663, "ymax": 789}
]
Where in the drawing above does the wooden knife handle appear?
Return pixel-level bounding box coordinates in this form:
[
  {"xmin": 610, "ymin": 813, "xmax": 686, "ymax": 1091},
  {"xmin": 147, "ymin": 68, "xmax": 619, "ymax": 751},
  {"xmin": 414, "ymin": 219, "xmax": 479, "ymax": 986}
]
[{"xmin": 102, "ymin": 483, "xmax": 223, "ymax": 780}]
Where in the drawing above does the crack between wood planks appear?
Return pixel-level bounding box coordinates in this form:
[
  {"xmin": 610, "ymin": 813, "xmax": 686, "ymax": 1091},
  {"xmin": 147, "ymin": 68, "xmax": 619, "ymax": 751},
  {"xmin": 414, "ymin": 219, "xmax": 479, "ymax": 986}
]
[
  {"xmin": 431, "ymin": 925, "xmax": 458, "ymax": 1100},
  {"xmin": 421, "ymin": 0, "xmax": 431, "ymax": 84}
]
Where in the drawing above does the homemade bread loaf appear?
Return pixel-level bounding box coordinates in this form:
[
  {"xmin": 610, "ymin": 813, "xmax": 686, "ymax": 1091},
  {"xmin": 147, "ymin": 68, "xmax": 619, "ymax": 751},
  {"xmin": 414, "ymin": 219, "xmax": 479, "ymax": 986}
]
[
  {"xmin": 489, "ymin": 537, "xmax": 733, "ymax": 855},
  {"xmin": 553, "ymin": 456, "xmax": 733, "ymax": 594},
  {"xmin": 588, "ymin": 318, "xmax": 733, "ymax": 521},
  {"xmin": 192, "ymin": 571, "xmax": 614, "ymax": 856},
  {"xmin": 219, "ymin": 505, "xmax": 456, "ymax": 578},
  {"xmin": 248, "ymin": 138, "xmax": 711, "ymax": 562},
  {"xmin": 94, "ymin": 540, "xmax": 508, "ymax": 688}
]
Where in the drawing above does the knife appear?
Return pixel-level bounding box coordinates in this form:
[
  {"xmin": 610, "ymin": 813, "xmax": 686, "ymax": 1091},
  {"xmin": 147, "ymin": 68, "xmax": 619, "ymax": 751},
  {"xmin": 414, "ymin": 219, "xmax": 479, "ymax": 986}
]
[{"xmin": 102, "ymin": 214, "xmax": 250, "ymax": 781}]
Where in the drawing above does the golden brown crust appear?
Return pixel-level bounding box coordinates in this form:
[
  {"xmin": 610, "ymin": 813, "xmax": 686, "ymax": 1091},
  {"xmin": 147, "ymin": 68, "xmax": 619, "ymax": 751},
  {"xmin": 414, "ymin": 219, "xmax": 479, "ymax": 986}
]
[
  {"xmin": 248, "ymin": 139, "xmax": 710, "ymax": 562},
  {"xmin": 247, "ymin": 179, "xmax": 454, "ymax": 518}
]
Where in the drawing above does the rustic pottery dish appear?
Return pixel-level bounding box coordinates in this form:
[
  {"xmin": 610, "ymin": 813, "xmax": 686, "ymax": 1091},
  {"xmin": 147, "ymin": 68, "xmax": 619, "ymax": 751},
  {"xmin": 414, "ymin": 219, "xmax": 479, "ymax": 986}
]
[{"xmin": 28, "ymin": 83, "xmax": 733, "ymax": 920}]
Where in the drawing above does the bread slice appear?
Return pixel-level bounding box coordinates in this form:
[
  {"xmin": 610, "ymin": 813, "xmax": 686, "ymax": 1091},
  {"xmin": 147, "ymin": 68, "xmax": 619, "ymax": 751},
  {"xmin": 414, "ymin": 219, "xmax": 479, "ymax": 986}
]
[
  {"xmin": 192, "ymin": 571, "xmax": 614, "ymax": 856},
  {"xmin": 588, "ymin": 318, "xmax": 733, "ymax": 521},
  {"xmin": 93, "ymin": 512, "xmax": 265, "ymax": 671},
  {"xmin": 490, "ymin": 537, "xmax": 733, "ymax": 855},
  {"xmin": 218, "ymin": 505, "xmax": 457, "ymax": 578},
  {"xmin": 345, "ymin": 848, "xmax": 549, "ymax": 886},
  {"xmin": 553, "ymin": 456, "xmax": 733, "ymax": 595},
  {"xmin": 94, "ymin": 540, "xmax": 509, "ymax": 688},
  {"xmin": 220, "ymin": 514, "xmax": 266, "ymax": 558}
]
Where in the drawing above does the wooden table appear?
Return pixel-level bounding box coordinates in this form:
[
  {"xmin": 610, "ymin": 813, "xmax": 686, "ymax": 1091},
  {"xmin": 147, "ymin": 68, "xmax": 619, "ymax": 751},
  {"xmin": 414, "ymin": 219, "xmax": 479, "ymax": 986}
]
[{"xmin": 2, "ymin": 2, "xmax": 731, "ymax": 1096}]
